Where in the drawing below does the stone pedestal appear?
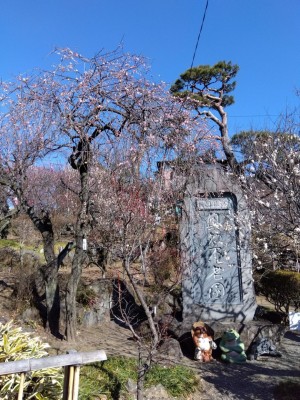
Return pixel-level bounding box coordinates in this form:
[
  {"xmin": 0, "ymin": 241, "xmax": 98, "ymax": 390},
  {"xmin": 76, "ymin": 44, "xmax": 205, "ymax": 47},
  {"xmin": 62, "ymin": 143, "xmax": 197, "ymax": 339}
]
[{"xmin": 180, "ymin": 164, "xmax": 256, "ymax": 323}]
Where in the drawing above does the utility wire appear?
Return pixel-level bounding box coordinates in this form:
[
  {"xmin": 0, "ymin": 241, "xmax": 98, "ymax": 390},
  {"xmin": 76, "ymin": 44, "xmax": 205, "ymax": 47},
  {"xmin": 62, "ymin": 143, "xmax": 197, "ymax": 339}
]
[
  {"xmin": 179, "ymin": 0, "xmax": 209, "ymax": 108},
  {"xmin": 190, "ymin": 0, "xmax": 209, "ymax": 69}
]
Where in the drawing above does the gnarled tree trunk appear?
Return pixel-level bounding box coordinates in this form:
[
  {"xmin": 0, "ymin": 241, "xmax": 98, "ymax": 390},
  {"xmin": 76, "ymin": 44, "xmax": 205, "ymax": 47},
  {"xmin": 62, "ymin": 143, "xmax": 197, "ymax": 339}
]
[
  {"xmin": 65, "ymin": 161, "xmax": 90, "ymax": 341},
  {"xmin": 26, "ymin": 204, "xmax": 73, "ymax": 337}
]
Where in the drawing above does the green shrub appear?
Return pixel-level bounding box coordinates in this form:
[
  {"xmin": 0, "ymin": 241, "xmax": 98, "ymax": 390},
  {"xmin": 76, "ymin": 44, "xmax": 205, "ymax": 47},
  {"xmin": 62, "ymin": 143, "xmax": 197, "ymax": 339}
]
[
  {"xmin": 79, "ymin": 356, "xmax": 199, "ymax": 400},
  {"xmin": 260, "ymin": 270, "xmax": 300, "ymax": 323},
  {"xmin": 0, "ymin": 321, "xmax": 63, "ymax": 399}
]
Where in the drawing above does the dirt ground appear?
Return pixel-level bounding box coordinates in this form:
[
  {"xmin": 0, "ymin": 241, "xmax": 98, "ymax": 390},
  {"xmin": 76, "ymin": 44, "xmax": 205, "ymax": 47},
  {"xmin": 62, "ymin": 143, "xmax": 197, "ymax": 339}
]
[
  {"xmin": 43, "ymin": 318, "xmax": 300, "ymax": 400},
  {"xmin": 0, "ymin": 268, "xmax": 299, "ymax": 400}
]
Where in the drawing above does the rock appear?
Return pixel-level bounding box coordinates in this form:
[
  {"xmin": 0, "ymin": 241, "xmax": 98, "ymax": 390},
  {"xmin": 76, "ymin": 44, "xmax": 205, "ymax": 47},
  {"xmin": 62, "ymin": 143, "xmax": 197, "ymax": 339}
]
[
  {"xmin": 172, "ymin": 318, "xmax": 286, "ymax": 355},
  {"xmin": 144, "ymin": 384, "xmax": 171, "ymax": 400},
  {"xmin": 81, "ymin": 310, "xmax": 98, "ymax": 328},
  {"xmin": 21, "ymin": 307, "xmax": 40, "ymax": 322},
  {"xmin": 155, "ymin": 292, "xmax": 182, "ymax": 317},
  {"xmin": 77, "ymin": 278, "xmax": 149, "ymax": 329},
  {"xmin": 208, "ymin": 320, "xmax": 286, "ymax": 349},
  {"xmin": 78, "ymin": 279, "xmax": 113, "ymax": 327},
  {"xmin": 159, "ymin": 337, "xmax": 183, "ymax": 360},
  {"xmin": 0, "ymin": 287, "xmax": 14, "ymax": 311},
  {"xmin": 158, "ymin": 315, "xmax": 182, "ymax": 338},
  {"xmin": 124, "ymin": 379, "xmax": 174, "ymax": 400},
  {"xmin": 0, "ymin": 316, "xmax": 9, "ymax": 324},
  {"xmin": 125, "ymin": 378, "xmax": 137, "ymax": 398}
]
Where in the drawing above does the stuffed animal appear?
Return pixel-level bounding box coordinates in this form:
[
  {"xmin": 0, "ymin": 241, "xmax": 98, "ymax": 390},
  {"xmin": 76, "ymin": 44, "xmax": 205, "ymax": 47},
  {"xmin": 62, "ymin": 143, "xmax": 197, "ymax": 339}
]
[
  {"xmin": 192, "ymin": 326, "xmax": 216, "ymax": 362},
  {"xmin": 219, "ymin": 329, "xmax": 247, "ymax": 363}
]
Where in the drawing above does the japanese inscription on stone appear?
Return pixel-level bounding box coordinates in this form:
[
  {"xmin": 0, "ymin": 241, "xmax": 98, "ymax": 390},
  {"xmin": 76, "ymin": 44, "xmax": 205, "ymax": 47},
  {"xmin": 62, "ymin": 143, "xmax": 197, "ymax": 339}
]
[{"xmin": 191, "ymin": 196, "xmax": 242, "ymax": 305}]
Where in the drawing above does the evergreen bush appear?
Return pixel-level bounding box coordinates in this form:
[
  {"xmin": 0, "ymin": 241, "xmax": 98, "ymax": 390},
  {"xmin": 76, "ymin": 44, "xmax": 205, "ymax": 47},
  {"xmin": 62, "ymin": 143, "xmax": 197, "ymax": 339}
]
[{"xmin": 260, "ymin": 270, "xmax": 300, "ymax": 323}]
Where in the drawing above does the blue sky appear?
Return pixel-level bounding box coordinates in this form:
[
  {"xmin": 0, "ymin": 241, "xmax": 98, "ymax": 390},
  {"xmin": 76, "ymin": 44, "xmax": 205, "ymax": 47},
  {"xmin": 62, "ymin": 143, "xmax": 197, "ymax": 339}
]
[{"xmin": 1, "ymin": 0, "xmax": 299, "ymax": 136}]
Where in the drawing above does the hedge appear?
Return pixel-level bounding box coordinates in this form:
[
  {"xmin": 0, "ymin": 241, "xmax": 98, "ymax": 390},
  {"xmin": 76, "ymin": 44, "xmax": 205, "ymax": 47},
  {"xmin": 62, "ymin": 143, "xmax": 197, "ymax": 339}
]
[{"xmin": 260, "ymin": 270, "xmax": 300, "ymax": 323}]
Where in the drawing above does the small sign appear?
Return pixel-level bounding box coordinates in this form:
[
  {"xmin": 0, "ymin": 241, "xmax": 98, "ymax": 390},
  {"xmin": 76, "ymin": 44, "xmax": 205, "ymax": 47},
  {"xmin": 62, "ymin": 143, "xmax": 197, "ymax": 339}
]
[
  {"xmin": 289, "ymin": 312, "xmax": 300, "ymax": 331},
  {"xmin": 196, "ymin": 198, "xmax": 229, "ymax": 210},
  {"xmin": 82, "ymin": 238, "xmax": 87, "ymax": 251}
]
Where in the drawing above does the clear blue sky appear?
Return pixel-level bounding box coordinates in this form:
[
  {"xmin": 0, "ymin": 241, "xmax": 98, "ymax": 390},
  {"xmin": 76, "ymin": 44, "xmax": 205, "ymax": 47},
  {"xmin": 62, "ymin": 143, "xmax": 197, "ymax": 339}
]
[{"xmin": 1, "ymin": 0, "xmax": 299, "ymax": 135}]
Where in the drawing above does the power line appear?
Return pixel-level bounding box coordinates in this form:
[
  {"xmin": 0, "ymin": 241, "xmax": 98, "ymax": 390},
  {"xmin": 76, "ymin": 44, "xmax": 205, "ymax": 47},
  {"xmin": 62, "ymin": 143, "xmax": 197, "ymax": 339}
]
[{"xmin": 190, "ymin": 0, "xmax": 209, "ymax": 69}]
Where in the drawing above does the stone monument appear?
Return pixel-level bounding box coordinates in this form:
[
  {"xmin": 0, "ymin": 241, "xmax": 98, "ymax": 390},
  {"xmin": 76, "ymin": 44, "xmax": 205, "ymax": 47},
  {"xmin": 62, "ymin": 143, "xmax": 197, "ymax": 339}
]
[{"xmin": 180, "ymin": 164, "xmax": 256, "ymax": 323}]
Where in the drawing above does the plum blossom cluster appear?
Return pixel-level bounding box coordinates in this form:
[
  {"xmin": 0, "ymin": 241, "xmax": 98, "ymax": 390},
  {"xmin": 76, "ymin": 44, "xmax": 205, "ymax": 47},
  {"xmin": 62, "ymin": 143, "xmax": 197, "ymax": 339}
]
[{"xmin": 231, "ymin": 129, "xmax": 300, "ymax": 271}]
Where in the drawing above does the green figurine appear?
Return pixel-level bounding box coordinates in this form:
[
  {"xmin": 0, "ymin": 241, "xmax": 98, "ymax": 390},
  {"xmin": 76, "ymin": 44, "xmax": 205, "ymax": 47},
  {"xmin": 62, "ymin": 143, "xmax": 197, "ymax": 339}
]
[{"xmin": 219, "ymin": 329, "xmax": 247, "ymax": 363}]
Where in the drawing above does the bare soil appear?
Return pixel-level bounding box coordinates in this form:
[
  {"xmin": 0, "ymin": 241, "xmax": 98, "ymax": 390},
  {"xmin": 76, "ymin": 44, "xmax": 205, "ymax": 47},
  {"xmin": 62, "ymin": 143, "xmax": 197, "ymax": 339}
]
[
  {"xmin": 44, "ymin": 318, "xmax": 300, "ymax": 400},
  {"xmin": 0, "ymin": 268, "xmax": 299, "ymax": 400}
]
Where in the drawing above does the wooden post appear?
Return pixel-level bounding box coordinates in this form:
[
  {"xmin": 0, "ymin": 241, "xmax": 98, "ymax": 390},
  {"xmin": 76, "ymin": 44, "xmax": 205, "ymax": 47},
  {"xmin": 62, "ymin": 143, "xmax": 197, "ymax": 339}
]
[
  {"xmin": 63, "ymin": 365, "xmax": 70, "ymax": 400},
  {"xmin": 72, "ymin": 366, "xmax": 81, "ymax": 400},
  {"xmin": 63, "ymin": 349, "xmax": 77, "ymax": 400},
  {"xmin": 67, "ymin": 366, "xmax": 75, "ymax": 400},
  {"xmin": 17, "ymin": 372, "xmax": 25, "ymax": 400}
]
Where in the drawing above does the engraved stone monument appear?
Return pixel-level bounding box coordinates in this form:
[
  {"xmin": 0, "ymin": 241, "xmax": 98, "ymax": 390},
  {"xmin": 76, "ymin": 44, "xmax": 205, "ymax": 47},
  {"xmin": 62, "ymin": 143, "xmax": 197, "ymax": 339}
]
[{"xmin": 180, "ymin": 164, "xmax": 256, "ymax": 323}]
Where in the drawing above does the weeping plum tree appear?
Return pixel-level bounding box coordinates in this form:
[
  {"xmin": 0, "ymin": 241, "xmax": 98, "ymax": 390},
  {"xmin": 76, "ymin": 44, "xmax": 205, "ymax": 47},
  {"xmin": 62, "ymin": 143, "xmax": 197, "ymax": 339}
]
[
  {"xmin": 42, "ymin": 48, "xmax": 212, "ymax": 340},
  {"xmin": 1, "ymin": 48, "xmax": 213, "ymax": 342},
  {"xmin": 0, "ymin": 81, "xmax": 74, "ymax": 336}
]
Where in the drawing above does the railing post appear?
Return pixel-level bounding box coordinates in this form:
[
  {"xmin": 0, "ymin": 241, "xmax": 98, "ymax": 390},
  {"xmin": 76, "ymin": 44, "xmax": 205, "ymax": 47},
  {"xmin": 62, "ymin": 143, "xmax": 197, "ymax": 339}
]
[
  {"xmin": 63, "ymin": 349, "xmax": 77, "ymax": 400},
  {"xmin": 62, "ymin": 365, "xmax": 69, "ymax": 400},
  {"xmin": 63, "ymin": 364, "xmax": 80, "ymax": 400},
  {"xmin": 72, "ymin": 365, "xmax": 81, "ymax": 400},
  {"xmin": 67, "ymin": 366, "xmax": 75, "ymax": 400},
  {"xmin": 17, "ymin": 372, "xmax": 25, "ymax": 400}
]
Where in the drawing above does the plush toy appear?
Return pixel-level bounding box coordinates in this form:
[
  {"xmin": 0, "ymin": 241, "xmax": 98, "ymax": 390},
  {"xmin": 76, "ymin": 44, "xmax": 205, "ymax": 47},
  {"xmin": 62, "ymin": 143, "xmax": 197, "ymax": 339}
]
[
  {"xmin": 192, "ymin": 325, "xmax": 216, "ymax": 362},
  {"xmin": 219, "ymin": 329, "xmax": 247, "ymax": 363}
]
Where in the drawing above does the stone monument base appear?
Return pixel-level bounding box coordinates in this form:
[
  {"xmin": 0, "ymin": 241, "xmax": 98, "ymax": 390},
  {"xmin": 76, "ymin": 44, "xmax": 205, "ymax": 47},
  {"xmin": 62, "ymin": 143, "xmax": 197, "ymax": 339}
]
[
  {"xmin": 183, "ymin": 295, "xmax": 257, "ymax": 324},
  {"xmin": 159, "ymin": 314, "xmax": 286, "ymax": 357},
  {"xmin": 206, "ymin": 320, "xmax": 286, "ymax": 349}
]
